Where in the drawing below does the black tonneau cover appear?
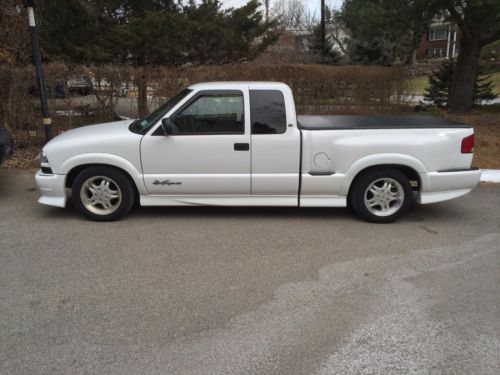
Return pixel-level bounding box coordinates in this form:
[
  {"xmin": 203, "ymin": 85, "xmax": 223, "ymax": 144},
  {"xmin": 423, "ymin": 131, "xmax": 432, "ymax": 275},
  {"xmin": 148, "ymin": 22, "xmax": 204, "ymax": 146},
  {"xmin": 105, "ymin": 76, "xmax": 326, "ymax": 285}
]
[{"xmin": 297, "ymin": 115, "xmax": 470, "ymax": 130}]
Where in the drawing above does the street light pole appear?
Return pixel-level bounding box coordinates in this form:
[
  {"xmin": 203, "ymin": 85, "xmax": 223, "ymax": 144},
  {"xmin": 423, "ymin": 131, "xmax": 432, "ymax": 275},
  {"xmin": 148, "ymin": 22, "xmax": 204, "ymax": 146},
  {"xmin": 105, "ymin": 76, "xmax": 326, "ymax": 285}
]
[
  {"xmin": 320, "ymin": 0, "xmax": 326, "ymax": 51},
  {"xmin": 25, "ymin": 0, "xmax": 52, "ymax": 142}
]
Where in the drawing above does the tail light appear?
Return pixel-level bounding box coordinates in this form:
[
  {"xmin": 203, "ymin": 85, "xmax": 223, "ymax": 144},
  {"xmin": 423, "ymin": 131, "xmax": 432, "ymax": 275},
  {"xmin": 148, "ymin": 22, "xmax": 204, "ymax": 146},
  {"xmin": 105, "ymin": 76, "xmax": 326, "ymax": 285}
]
[{"xmin": 461, "ymin": 134, "xmax": 474, "ymax": 154}]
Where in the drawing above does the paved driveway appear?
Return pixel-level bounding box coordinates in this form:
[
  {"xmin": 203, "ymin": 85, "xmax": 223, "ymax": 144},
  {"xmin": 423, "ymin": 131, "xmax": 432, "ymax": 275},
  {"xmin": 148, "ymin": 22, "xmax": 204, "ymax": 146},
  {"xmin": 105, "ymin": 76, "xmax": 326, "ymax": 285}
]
[{"xmin": 1, "ymin": 169, "xmax": 499, "ymax": 374}]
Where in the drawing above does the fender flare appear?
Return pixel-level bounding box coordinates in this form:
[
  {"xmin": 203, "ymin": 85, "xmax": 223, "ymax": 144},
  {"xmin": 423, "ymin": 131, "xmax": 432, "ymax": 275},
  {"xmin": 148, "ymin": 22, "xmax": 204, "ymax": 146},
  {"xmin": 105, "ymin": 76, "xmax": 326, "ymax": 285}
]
[
  {"xmin": 59, "ymin": 153, "xmax": 147, "ymax": 194},
  {"xmin": 340, "ymin": 153, "xmax": 428, "ymax": 195}
]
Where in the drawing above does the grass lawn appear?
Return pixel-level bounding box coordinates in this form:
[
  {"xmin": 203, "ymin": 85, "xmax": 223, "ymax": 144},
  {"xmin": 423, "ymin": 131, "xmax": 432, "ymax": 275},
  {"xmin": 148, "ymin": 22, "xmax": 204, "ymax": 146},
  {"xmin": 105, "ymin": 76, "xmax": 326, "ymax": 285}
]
[
  {"xmin": 410, "ymin": 76, "xmax": 429, "ymax": 95},
  {"xmin": 410, "ymin": 71, "xmax": 500, "ymax": 95},
  {"xmin": 490, "ymin": 71, "xmax": 500, "ymax": 95}
]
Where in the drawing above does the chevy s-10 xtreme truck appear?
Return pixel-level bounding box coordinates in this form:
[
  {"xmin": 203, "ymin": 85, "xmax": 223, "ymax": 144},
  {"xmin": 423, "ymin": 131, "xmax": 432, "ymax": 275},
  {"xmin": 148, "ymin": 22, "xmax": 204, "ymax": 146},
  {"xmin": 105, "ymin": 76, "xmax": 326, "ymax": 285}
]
[{"xmin": 36, "ymin": 82, "xmax": 481, "ymax": 223}]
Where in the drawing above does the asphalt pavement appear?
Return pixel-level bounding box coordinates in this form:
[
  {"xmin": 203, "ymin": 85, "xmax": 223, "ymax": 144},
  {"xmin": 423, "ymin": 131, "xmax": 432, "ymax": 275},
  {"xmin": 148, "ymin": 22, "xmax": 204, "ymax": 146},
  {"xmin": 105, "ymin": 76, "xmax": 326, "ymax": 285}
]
[{"xmin": 0, "ymin": 169, "xmax": 499, "ymax": 374}]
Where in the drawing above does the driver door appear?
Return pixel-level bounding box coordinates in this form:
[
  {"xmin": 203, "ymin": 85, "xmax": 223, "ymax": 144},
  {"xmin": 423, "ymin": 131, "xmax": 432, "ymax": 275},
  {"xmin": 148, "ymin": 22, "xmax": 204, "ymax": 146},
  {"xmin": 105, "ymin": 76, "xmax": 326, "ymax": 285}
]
[{"xmin": 140, "ymin": 89, "xmax": 251, "ymax": 198}]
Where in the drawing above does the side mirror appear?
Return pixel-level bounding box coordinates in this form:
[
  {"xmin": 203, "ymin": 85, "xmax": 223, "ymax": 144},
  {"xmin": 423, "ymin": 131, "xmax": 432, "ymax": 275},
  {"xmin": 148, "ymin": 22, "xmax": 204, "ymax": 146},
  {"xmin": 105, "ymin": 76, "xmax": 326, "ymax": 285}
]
[{"xmin": 161, "ymin": 118, "xmax": 176, "ymax": 136}]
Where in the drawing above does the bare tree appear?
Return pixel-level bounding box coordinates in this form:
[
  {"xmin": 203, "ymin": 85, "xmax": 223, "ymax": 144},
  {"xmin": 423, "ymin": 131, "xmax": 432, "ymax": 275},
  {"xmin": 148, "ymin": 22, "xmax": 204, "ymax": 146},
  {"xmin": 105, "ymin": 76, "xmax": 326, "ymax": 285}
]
[
  {"xmin": 327, "ymin": 11, "xmax": 350, "ymax": 58},
  {"xmin": 272, "ymin": 0, "xmax": 306, "ymax": 30}
]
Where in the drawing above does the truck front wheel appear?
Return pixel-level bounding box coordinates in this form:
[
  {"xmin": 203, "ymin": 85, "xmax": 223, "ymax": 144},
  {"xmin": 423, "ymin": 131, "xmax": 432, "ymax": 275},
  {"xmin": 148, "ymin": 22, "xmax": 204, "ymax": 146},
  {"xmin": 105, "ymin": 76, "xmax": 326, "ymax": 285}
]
[
  {"xmin": 350, "ymin": 168, "xmax": 412, "ymax": 223},
  {"xmin": 72, "ymin": 166, "xmax": 135, "ymax": 221}
]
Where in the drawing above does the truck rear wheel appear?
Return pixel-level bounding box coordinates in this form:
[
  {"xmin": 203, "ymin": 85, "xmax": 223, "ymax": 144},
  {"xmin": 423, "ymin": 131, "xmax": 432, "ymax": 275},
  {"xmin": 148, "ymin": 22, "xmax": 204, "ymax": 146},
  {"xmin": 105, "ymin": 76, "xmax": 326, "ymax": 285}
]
[
  {"xmin": 72, "ymin": 166, "xmax": 135, "ymax": 221},
  {"xmin": 350, "ymin": 168, "xmax": 412, "ymax": 223}
]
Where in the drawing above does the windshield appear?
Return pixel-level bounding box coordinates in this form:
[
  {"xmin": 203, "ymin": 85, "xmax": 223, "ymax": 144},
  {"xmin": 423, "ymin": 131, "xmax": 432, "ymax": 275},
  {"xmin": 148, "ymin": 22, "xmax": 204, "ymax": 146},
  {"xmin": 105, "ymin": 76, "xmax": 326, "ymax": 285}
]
[{"xmin": 129, "ymin": 88, "xmax": 192, "ymax": 133}]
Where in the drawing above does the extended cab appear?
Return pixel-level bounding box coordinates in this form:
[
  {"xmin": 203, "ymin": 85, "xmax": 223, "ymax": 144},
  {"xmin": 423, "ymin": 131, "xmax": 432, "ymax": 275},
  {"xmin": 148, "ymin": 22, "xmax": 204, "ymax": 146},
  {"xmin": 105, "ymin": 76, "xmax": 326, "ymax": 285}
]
[{"xmin": 36, "ymin": 82, "xmax": 481, "ymax": 222}]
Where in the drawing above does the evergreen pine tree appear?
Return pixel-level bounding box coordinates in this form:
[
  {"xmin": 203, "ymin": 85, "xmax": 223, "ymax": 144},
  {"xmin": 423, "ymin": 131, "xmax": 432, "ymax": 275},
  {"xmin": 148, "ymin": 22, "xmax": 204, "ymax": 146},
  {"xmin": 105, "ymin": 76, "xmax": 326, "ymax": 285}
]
[
  {"xmin": 424, "ymin": 60, "xmax": 497, "ymax": 107},
  {"xmin": 308, "ymin": 6, "xmax": 341, "ymax": 64},
  {"xmin": 309, "ymin": 24, "xmax": 342, "ymax": 64},
  {"xmin": 424, "ymin": 60, "xmax": 453, "ymax": 107}
]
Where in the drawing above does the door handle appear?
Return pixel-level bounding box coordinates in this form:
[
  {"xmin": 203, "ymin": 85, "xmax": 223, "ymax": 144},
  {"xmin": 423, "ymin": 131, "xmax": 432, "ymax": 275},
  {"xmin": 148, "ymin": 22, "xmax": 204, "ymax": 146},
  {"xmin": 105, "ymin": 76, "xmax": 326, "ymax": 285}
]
[{"xmin": 234, "ymin": 143, "xmax": 249, "ymax": 151}]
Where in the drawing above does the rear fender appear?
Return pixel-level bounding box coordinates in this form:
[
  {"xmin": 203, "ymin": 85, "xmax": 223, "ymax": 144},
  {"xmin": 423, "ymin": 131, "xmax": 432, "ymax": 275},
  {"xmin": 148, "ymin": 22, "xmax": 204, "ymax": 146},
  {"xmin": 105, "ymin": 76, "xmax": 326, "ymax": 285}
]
[{"xmin": 340, "ymin": 153, "xmax": 428, "ymax": 195}]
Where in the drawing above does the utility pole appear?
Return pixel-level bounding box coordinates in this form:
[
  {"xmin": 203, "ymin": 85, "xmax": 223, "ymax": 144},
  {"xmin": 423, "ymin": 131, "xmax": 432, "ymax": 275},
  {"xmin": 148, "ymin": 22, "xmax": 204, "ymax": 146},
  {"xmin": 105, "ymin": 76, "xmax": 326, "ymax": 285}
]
[
  {"xmin": 320, "ymin": 0, "xmax": 326, "ymax": 51},
  {"xmin": 265, "ymin": 0, "xmax": 269, "ymax": 23},
  {"xmin": 25, "ymin": 0, "xmax": 52, "ymax": 142}
]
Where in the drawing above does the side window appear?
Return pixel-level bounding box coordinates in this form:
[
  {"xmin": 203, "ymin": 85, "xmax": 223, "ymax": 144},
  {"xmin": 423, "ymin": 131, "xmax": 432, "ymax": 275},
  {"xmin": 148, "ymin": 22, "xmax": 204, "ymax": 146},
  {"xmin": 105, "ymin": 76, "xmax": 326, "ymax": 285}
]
[
  {"xmin": 173, "ymin": 93, "xmax": 244, "ymax": 134},
  {"xmin": 250, "ymin": 90, "xmax": 287, "ymax": 134}
]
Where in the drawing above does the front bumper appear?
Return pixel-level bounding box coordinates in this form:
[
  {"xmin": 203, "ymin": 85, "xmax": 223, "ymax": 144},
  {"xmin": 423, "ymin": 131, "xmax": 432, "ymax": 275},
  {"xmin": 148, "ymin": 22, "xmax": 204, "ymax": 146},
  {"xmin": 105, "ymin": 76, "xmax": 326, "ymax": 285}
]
[
  {"xmin": 35, "ymin": 170, "xmax": 67, "ymax": 208},
  {"xmin": 418, "ymin": 168, "xmax": 481, "ymax": 204}
]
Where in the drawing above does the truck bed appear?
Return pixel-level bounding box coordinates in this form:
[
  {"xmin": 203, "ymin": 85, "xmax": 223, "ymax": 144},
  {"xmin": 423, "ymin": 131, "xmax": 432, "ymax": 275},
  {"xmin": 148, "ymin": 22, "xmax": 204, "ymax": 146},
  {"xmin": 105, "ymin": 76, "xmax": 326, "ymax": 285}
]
[{"xmin": 297, "ymin": 115, "xmax": 470, "ymax": 130}]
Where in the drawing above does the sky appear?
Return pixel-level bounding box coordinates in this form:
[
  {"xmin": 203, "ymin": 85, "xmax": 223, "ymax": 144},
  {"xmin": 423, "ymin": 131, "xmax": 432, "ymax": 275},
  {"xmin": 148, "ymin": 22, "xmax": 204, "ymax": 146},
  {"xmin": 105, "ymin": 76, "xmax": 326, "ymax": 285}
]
[{"xmin": 220, "ymin": 0, "xmax": 345, "ymax": 18}]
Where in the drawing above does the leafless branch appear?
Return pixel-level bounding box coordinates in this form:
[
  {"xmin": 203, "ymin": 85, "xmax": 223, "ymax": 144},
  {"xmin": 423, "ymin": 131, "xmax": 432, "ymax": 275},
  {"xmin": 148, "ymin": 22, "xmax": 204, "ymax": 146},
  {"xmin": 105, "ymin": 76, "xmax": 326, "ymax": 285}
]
[{"xmin": 271, "ymin": 0, "xmax": 306, "ymax": 30}]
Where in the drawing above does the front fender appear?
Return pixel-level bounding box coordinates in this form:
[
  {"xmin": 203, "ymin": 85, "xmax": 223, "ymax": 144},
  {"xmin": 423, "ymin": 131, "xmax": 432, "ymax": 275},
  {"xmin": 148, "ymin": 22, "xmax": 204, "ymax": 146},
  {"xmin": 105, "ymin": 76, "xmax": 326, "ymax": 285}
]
[
  {"xmin": 340, "ymin": 153, "xmax": 428, "ymax": 195},
  {"xmin": 58, "ymin": 153, "xmax": 147, "ymax": 194}
]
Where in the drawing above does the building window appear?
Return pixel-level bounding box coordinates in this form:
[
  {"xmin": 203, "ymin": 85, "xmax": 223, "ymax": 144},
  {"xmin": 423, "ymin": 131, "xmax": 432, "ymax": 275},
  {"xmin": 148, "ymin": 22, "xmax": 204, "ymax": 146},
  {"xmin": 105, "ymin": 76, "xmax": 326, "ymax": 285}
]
[
  {"xmin": 428, "ymin": 48, "xmax": 448, "ymax": 58},
  {"xmin": 429, "ymin": 27, "xmax": 448, "ymax": 41}
]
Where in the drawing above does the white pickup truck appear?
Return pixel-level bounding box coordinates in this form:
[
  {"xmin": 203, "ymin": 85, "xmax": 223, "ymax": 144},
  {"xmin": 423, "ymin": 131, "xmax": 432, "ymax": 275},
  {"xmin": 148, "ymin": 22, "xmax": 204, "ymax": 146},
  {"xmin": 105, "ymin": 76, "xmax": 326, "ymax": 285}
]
[{"xmin": 36, "ymin": 82, "xmax": 481, "ymax": 223}]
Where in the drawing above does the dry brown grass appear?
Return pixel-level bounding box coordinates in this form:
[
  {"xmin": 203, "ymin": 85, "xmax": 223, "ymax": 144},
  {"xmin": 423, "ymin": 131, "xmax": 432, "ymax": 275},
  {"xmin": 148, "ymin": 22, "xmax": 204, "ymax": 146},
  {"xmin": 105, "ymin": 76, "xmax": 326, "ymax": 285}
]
[{"xmin": 444, "ymin": 109, "xmax": 500, "ymax": 169}]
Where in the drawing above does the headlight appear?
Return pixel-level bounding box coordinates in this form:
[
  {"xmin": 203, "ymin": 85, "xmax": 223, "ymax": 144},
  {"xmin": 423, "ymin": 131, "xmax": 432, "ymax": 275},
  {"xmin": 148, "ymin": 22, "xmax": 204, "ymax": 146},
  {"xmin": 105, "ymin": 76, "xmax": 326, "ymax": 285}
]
[{"xmin": 39, "ymin": 152, "xmax": 53, "ymax": 174}]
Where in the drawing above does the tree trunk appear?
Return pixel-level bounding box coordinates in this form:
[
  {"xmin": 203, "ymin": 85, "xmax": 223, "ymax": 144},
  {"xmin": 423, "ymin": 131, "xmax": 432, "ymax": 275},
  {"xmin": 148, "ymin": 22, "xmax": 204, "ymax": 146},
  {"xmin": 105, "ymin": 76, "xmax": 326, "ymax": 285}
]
[
  {"xmin": 137, "ymin": 70, "xmax": 148, "ymax": 117},
  {"xmin": 448, "ymin": 33, "xmax": 481, "ymax": 112},
  {"xmin": 410, "ymin": 49, "xmax": 417, "ymax": 66}
]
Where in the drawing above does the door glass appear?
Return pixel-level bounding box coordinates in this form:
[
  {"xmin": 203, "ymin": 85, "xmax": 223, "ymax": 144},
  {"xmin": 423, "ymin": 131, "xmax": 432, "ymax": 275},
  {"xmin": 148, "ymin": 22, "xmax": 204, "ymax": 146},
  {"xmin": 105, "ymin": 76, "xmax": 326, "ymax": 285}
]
[
  {"xmin": 174, "ymin": 94, "xmax": 244, "ymax": 134},
  {"xmin": 250, "ymin": 90, "xmax": 287, "ymax": 134}
]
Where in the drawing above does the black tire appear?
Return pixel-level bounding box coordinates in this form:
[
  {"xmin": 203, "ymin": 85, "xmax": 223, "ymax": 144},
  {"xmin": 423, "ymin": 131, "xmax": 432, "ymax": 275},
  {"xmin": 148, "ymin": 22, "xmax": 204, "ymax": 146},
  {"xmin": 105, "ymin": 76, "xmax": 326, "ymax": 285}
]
[
  {"xmin": 72, "ymin": 166, "xmax": 135, "ymax": 221},
  {"xmin": 350, "ymin": 168, "xmax": 413, "ymax": 223}
]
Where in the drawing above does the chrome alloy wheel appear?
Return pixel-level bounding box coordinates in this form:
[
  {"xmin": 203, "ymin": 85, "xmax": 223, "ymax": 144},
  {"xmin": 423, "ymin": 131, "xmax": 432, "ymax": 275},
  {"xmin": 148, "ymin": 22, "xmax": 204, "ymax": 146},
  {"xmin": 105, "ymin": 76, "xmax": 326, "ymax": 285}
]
[
  {"xmin": 364, "ymin": 178, "xmax": 404, "ymax": 217},
  {"xmin": 80, "ymin": 176, "xmax": 122, "ymax": 215}
]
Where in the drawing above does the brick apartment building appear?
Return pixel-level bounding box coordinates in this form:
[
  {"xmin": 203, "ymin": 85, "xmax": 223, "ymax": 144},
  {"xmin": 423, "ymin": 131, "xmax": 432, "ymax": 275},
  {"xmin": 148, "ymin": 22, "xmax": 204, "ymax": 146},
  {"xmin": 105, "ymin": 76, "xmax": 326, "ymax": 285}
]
[{"xmin": 416, "ymin": 21, "xmax": 459, "ymax": 60}]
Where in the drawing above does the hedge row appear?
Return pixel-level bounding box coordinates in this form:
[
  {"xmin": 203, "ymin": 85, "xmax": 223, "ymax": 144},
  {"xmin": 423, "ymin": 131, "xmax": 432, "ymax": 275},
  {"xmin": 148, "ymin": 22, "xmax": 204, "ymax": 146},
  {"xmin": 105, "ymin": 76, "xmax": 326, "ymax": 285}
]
[{"xmin": 0, "ymin": 63, "xmax": 414, "ymax": 146}]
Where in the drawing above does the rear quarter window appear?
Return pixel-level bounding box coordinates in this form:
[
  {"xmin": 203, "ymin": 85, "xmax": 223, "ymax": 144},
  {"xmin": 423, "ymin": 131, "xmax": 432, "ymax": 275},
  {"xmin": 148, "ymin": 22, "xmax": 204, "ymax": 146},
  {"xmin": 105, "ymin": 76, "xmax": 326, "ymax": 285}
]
[{"xmin": 250, "ymin": 90, "xmax": 287, "ymax": 134}]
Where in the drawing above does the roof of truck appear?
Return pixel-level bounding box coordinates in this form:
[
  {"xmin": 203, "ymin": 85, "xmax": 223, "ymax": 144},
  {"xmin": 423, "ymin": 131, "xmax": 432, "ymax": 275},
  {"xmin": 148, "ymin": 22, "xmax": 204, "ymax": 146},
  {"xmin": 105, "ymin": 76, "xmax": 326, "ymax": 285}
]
[{"xmin": 188, "ymin": 81, "xmax": 289, "ymax": 89}]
